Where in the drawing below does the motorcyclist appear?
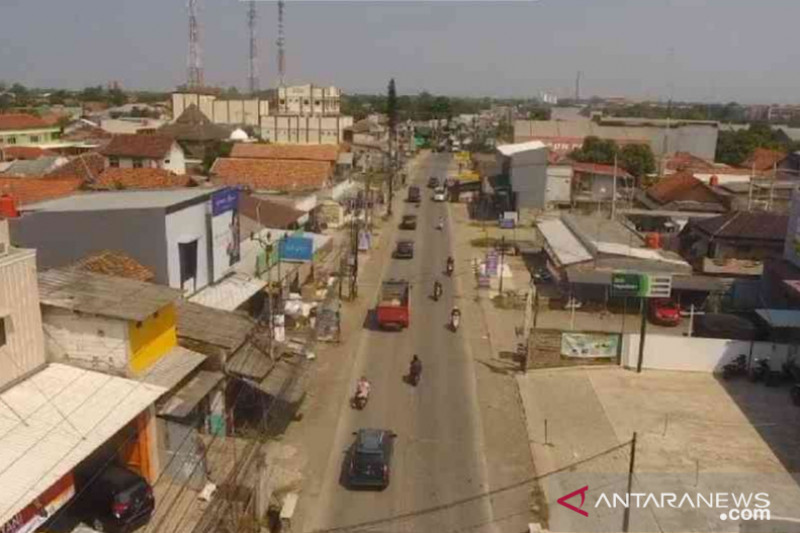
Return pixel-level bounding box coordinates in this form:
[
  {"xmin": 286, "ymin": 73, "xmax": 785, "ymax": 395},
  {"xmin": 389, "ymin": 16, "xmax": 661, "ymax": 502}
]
[
  {"xmin": 410, "ymin": 355, "xmax": 422, "ymax": 379},
  {"xmin": 356, "ymin": 376, "xmax": 371, "ymax": 399},
  {"xmin": 446, "ymin": 256, "xmax": 454, "ymax": 275},
  {"xmin": 451, "ymin": 306, "xmax": 461, "ymax": 329},
  {"xmin": 433, "ymin": 280, "xmax": 443, "ymax": 300},
  {"xmin": 437, "ymin": 216, "xmax": 444, "ymax": 230}
]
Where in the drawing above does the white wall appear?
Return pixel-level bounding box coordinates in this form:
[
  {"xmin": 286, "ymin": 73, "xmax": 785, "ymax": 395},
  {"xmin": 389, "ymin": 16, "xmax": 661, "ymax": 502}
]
[
  {"xmin": 546, "ymin": 166, "xmax": 572, "ymax": 206},
  {"xmin": 622, "ymin": 334, "xmax": 795, "ymax": 373},
  {"xmin": 165, "ymin": 202, "xmax": 210, "ymax": 295},
  {"xmin": 162, "ymin": 142, "xmax": 186, "ymax": 174},
  {"xmin": 0, "ymin": 249, "xmax": 46, "ymax": 389},
  {"xmin": 42, "ymin": 307, "xmax": 129, "ymax": 375}
]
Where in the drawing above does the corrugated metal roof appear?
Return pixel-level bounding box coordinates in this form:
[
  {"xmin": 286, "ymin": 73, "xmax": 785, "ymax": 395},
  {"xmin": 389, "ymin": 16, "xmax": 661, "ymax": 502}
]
[
  {"xmin": 176, "ymin": 301, "xmax": 253, "ymax": 353},
  {"xmin": 140, "ymin": 346, "xmax": 206, "ymax": 391},
  {"xmin": 226, "ymin": 343, "xmax": 274, "ymax": 380},
  {"xmin": 38, "ymin": 269, "xmax": 181, "ymax": 322},
  {"xmin": 0, "ymin": 364, "xmax": 166, "ymax": 526},
  {"xmin": 256, "ymin": 358, "xmax": 307, "ymax": 404},
  {"xmin": 158, "ymin": 371, "xmax": 224, "ymax": 419},
  {"xmin": 537, "ymin": 219, "xmax": 593, "ymax": 266},
  {"xmin": 188, "ymin": 273, "xmax": 266, "ymax": 312},
  {"xmin": 755, "ymin": 309, "xmax": 800, "ymax": 329}
]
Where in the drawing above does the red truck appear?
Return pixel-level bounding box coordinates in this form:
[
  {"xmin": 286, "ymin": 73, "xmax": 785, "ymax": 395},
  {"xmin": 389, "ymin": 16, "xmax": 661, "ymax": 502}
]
[{"xmin": 375, "ymin": 280, "xmax": 410, "ymax": 330}]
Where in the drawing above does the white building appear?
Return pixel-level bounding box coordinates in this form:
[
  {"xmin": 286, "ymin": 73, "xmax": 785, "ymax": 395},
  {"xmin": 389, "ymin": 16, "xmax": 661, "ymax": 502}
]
[
  {"xmin": 99, "ymin": 134, "xmax": 186, "ymax": 174},
  {"xmin": 172, "ymin": 92, "xmax": 268, "ymax": 127},
  {"xmin": 260, "ymin": 115, "xmax": 353, "ymax": 144},
  {"xmin": 276, "ymin": 84, "xmax": 341, "ymax": 116},
  {"xmin": 496, "ymin": 141, "xmax": 549, "ymax": 211}
]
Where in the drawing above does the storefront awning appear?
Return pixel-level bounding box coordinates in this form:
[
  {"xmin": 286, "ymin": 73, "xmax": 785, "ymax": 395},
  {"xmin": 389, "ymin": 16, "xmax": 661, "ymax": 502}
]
[
  {"xmin": 756, "ymin": 309, "xmax": 800, "ymax": 329},
  {"xmin": 141, "ymin": 345, "xmax": 207, "ymax": 392},
  {"xmin": 226, "ymin": 343, "xmax": 274, "ymax": 381},
  {"xmin": 0, "ymin": 364, "xmax": 166, "ymax": 528},
  {"xmin": 158, "ymin": 371, "xmax": 225, "ymax": 419},
  {"xmin": 189, "ymin": 273, "xmax": 267, "ymax": 312}
]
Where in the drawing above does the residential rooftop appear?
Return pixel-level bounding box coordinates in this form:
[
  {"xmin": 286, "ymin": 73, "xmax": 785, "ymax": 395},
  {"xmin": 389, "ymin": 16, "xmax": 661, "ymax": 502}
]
[
  {"xmin": 38, "ymin": 268, "xmax": 181, "ymax": 322},
  {"xmin": 24, "ymin": 187, "xmax": 216, "ymax": 212}
]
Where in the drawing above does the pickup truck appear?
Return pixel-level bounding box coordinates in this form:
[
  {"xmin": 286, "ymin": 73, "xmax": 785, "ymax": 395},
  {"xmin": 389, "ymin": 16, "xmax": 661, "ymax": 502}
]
[{"xmin": 375, "ymin": 280, "xmax": 410, "ymax": 330}]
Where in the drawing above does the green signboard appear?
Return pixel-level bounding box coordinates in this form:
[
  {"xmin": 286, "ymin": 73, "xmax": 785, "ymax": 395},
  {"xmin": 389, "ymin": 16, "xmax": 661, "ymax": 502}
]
[{"xmin": 611, "ymin": 272, "xmax": 672, "ymax": 298}]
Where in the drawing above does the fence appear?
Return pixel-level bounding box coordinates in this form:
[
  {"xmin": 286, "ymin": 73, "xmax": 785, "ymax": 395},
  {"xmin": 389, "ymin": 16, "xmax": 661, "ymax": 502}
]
[{"xmin": 621, "ymin": 334, "xmax": 796, "ymax": 372}]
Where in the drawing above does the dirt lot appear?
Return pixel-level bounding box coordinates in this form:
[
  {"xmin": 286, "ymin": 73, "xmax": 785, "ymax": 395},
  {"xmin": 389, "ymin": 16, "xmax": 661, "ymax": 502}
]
[{"xmin": 517, "ymin": 367, "xmax": 800, "ymax": 532}]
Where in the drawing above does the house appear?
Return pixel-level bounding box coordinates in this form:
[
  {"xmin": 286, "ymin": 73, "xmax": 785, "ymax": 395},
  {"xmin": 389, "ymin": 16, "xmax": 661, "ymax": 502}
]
[
  {"xmin": 762, "ymin": 189, "xmax": 800, "ymax": 307},
  {"xmin": 664, "ymin": 151, "xmax": 716, "ymax": 173},
  {"xmin": 777, "ymin": 151, "xmax": 800, "ymax": 181},
  {"xmin": 0, "ymin": 232, "xmax": 164, "ymax": 533},
  {"xmin": 712, "ymin": 181, "xmax": 797, "ymax": 214},
  {"xmin": 679, "ymin": 211, "xmax": 789, "ymax": 276},
  {"xmin": 100, "ymin": 134, "xmax": 186, "ymax": 175},
  {"xmin": 92, "ymin": 167, "xmax": 194, "ymax": 190},
  {"xmin": 496, "ymin": 141, "xmax": 549, "ymax": 211},
  {"xmin": 0, "ymin": 146, "xmax": 56, "ymax": 161},
  {"xmin": 0, "ymin": 177, "xmax": 83, "ymax": 206},
  {"xmin": 99, "ymin": 118, "xmax": 166, "ymax": 135},
  {"xmin": 238, "ymin": 193, "xmax": 307, "ymax": 237},
  {"xmin": 38, "ymin": 268, "xmax": 226, "ymax": 467},
  {"xmin": 210, "ymin": 158, "xmax": 332, "ymax": 193},
  {"xmin": 158, "ymin": 104, "xmax": 232, "ymax": 161},
  {"xmin": 0, "ymin": 113, "xmax": 62, "ymax": 147},
  {"xmin": 0, "ymin": 155, "xmax": 68, "ymax": 176},
  {"xmin": 571, "ymin": 162, "xmax": 634, "ymax": 206},
  {"xmin": 741, "ymin": 148, "xmax": 786, "ymax": 173},
  {"xmin": 637, "ymin": 172, "xmax": 728, "ymax": 213},
  {"xmin": 10, "ymin": 187, "xmax": 241, "ymax": 294},
  {"xmin": 230, "ymin": 143, "xmax": 343, "ymax": 179},
  {"xmin": 47, "ymin": 152, "xmax": 106, "ymax": 182}
]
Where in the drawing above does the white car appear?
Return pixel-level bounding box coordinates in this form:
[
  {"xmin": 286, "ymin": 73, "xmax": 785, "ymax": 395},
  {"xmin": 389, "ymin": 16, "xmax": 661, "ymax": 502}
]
[{"xmin": 433, "ymin": 187, "xmax": 446, "ymax": 202}]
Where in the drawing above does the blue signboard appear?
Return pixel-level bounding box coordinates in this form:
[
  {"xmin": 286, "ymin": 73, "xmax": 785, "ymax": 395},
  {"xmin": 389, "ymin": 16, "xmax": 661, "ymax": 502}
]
[
  {"xmin": 211, "ymin": 187, "xmax": 239, "ymax": 216},
  {"xmin": 279, "ymin": 236, "xmax": 314, "ymax": 262}
]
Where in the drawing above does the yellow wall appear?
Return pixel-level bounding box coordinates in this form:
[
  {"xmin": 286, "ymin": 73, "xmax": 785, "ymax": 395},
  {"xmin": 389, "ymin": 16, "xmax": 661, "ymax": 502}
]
[{"xmin": 128, "ymin": 303, "xmax": 177, "ymax": 375}]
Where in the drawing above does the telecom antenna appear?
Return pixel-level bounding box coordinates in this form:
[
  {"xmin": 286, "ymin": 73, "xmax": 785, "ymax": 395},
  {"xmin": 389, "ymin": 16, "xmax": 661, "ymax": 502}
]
[
  {"xmin": 247, "ymin": 0, "xmax": 259, "ymax": 93},
  {"xmin": 277, "ymin": 0, "xmax": 286, "ymax": 87},
  {"xmin": 575, "ymin": 71, "xmax": 581, "ymax": 102},
  {"xmin": 187, "ymin": 0, "xmax": 204, "ymax": 89}
]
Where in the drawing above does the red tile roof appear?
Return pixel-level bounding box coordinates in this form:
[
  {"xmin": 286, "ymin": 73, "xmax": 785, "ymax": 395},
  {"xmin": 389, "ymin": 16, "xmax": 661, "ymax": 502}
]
[
  {"xmin": 47, "ymin": 152, "xmax": 106, "ymax": 182},
  {"xmin": 646, "ymin": 171, "xmax": 723, "ymax": 205},
  {"xmin": 72, "ymin": 250, "xmax": 155, "ymax": 282},
  {"xmin": 665, "ymin": 151, "xmax": 715, "ymax": 172},
  {"xmin": 572, "ymin": 162, "xmax": 633, "ymax": 178},
  {"xmin": 99, "ymin": 134, "xmax": 175, "ymax": 159},
  {"xmin": 210, "ymin": 158, "xmax": 331, "ymax": 192},
  {"xmin": 230, "ymin": 143, "xmax": 340, "ymax": 162},
  {"xmin": 0, "ymin": 177, "xmax": 82, "ymax": 205},
  {"xmin": 0, "ymin": 146, "xmax": 57, "ymax": 161},
  {"xmin": 741, "ymin": 148, "xmax": 786, "ymax": 172},
  {"xmin": 93, "ymin": 168, "xmax": 193, "ymax": 190},
  {"xmin": 0, "ymin": 113, "xmax": 53, "ymax": 131},
  {"xmin": 61, "ymin": 123, "xmax": 113, "ymax": 143}
]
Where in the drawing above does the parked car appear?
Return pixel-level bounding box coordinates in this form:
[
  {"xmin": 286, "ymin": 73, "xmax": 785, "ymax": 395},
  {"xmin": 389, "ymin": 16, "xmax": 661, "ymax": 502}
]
[
  {"xmin": 393, "ymin": 240, "xmax": 414, "ymax": 259},
  {"xmin": 433, "ymin": 187, "xmax": 446, "ymax": 202},
  {"xmin": 406, "ymin": 186, "xmax": 421, "ymax": 204},
  {"xmin": 400, "ymin": 214, "xmax": 417, "ymax": 230},
  {"xmin": 533, "ymin": 267, "xmax": 553, "ymax": 283},
  {"xmin": 649, "ymin": 299, "xmax": 681, "ymax": 326},
  {"xmin": 427, "ymin": 176, "xmax": 440, "ymax": 188},
  {"xmin": 346, "ymin": 428, "xmax": 397, "ymax": 489},
  {"xmin": 75, "ymin": 465, "xmax": 155, "ymax": 533}
]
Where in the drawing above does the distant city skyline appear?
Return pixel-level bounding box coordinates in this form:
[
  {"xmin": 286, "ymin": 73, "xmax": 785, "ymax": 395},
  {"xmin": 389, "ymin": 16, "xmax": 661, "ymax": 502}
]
[{"xmin": 0, "ymin": 0, "xmax": 798, "ymax": 104}]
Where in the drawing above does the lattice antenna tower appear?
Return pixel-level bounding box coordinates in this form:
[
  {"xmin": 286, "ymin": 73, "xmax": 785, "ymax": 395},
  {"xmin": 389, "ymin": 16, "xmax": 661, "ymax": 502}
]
[
  {"xmin": 277, "ymin": 0, "xmax": 286, "ymax": 87},
  {"xmin": 187, "ymin": 0, "xmax": 204, "ymax": 89},
  {"xmin": 248, "ymin": 0, "xmax": 259, "ymax": 93}
]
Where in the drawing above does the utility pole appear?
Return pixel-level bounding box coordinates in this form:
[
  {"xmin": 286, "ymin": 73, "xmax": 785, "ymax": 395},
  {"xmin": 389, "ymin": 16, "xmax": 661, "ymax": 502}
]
[
  {"xmin": 622, "ymin": 432, "xmax": 638, "ymax": 532},
  {"xmin": 387, "ymin": 78, "xmax": 397, "ymax": 216},
  {"xmin": 611, "ymin": 153, "xmax": 618, "ymax": 220},
  {"xmin": 747, "ymin": 162, "xmax": 755, "ymax": 211},
  {"xmin": 499, "ymin": 236, "xmax": 506, "ymax": 294},
  {"xmin": 636, "ymin": 298, "xmax": 649, "ymax": 373}
]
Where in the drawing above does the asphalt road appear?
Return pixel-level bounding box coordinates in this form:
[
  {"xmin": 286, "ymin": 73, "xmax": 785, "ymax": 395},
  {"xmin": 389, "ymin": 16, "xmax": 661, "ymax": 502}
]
[{"xmin": 305, "ymin": 153, "xmax": 497, "ymax": 533}]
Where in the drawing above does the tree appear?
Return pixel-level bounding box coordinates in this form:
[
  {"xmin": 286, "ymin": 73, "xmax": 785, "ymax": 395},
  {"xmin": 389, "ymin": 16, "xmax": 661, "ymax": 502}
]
[
  {"xmin": 79, "ymin": 85, "xmax": 105, "ymax": 102},
  {"xmin": 618, "ymin": 144, "xmax": 656, "ymax": 178},
  {"xmin": 108, "ymin": 86, "xmax": 127, "ymax": 106},
  {"xmin": 202, "ymin": 141, "xmax": 233, "ymax": 175},
  {"xmin": 570, "ymin": 136, "xmax": 617, "ymax": 165},
  {"xmin": 386, "ymin": 78, "xmax": 397, "ymax": 135}
]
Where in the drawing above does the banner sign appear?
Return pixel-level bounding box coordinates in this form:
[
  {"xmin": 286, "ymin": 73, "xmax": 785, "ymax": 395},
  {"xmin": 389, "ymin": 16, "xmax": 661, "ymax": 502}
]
[
  {"xmin": 279, "ymin": 236, "xmax": 314, "ymax": 262},
  {"xmin": 611, "ymin": 272, "xmax": 672, "ymax": 298},
  {"xmin": 211, "ymin": 187, "xmax": 239, "ymax": 216}
]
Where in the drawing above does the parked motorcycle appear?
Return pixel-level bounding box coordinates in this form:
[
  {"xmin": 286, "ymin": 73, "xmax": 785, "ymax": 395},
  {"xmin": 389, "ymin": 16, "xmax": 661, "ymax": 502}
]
[
  {"xmin": 722, "ymin": 354, "xmax": 748, "ymax": 380},
  {"xmin": 748, "ymin": 357, "xmax": 771, "ymax": 383}
]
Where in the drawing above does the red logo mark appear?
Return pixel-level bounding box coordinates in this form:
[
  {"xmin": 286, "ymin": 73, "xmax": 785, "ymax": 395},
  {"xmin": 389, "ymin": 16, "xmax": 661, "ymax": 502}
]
[{"xmin": 557, "ymin": 486, "xmax": 589, "ymax": 517}]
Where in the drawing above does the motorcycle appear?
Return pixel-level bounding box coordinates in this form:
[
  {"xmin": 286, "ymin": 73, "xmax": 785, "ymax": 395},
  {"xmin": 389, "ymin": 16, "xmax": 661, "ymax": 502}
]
[
  {"xmin": 409, "ymin": 361, "xmax": 422, "ymax": 386},
  {"xmin": 433, "ymin": 282, "xmax": 442, "ymax": 302},
  {"xmin": 722, "ymin": 354, "xmax": 748, "ymax": 380},
  {"xmin": 351, "ymin": 381, "xmax": 370, "ymax": 410},
  {"xmin": 446, "ymin": 261, "xmax": 454, "ymax": 277},
  {"xmin": 748, "ymin": 357, "xmax": 771, "ymax": 383},
  {"xmin": 451, "ymin": 308, "xmax": 461, "ymax": 332}
]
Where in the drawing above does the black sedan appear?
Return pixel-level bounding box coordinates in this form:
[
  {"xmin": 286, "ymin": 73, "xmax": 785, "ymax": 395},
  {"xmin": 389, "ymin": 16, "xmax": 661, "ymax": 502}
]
[
  {"xmin": 346, "ymin": 428, "xmax": 396, "ymax": 489},
  {"xmin": 400, "ymin": 215, "xmax": 418, "ymax": 230},
  {"xmin": 427, "ymin": 176, "xmax": 440, "ymax": 188},
  {"xmin": 393, "ymin": 240, "xmax": 414, "ymax": 259}
]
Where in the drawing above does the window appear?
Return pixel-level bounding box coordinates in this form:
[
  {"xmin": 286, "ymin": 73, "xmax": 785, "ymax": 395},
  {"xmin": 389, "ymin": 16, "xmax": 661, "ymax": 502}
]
[
  {"xmin": 304, "ymin": 99, "xmax": 310, "ymax": 106},
  {"xmin": 29, "ymin": 135, "xmax": 39, "ymax": 143},
  {"xmin": 0, "ymin": 317, "xmax": 6, "ymax": 347},
  {"xmin": 109, "ymin": 156, "xmax": 120, "ymax": 168},
  {"xmin": 164, "ymin": 159, "xmax": 170, "ymax": 165},
  {"xmin": 315, "ymin": 100, "xmax": 321, "ymax": 106},
  {"xmin": 132, "ymin": 158, "xmax": 143, "ymax": 168},
  {"xmin": 6, "ymin": 136, "xmax": 16, "ymax": 145}
]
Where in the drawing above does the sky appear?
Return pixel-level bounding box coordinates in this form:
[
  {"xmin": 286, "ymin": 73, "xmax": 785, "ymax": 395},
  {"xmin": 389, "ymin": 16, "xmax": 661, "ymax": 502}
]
[{"xmin": 0, "ymin": 0, "xmax": 797, "ymax": 104}]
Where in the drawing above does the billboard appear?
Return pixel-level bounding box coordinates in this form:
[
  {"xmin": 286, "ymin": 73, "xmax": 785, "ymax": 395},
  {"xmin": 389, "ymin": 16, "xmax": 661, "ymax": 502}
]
[
  {"xmin": 209, "ymin": 187, "xmax": 241, "ymax": 281},
  {"xmin": 611, "ymin": 272, "xmax": 672, "ymax": 298},
  {"xmin": 279, "ymin": 235, "xmax": 314, "ymax": 262}
]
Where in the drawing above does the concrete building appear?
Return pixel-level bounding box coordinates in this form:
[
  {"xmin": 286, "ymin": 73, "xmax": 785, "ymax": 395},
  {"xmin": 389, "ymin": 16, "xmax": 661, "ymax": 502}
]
[
  {"xmin": 515, "ymin": 117, "xmax": 719, "ymax": 161},
  {"xmin": 276, "ymin": 84, "xmax": 341, "ymax": 116},
  {"xmin": 171, "ymin": 92, "xmax": 268, "ymax": 127},
  {"xmin": 571, "ymin": 162, "xmax": 634, "ymax": 207},
  {"xmin": 0, "ymin": 114, "xmax": 61, "ymax": 148},
  {"xmin": 10, "ymin": 187, "xmax": 241, "ymax": 295},
  {"xmin": 100, "ymin": 134, "xmax": 186, "ymax": 175},
  {"xmin": 545, "ymin": 164, "xmax": 573, "ymax": 208},
  {"xmin": 0, "ymin": 218, "xmax": 45, "ymax": 389},
  {"xmin": 260, "ymin": 115, "xmax": 353, "ymax": 144},
  {"xmin": 496, "ymin": 141, "xmax": 549, "ymax": 211}
]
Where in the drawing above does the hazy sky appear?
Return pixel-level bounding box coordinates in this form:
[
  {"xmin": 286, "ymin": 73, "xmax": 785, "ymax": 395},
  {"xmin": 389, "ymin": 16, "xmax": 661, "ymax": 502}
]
[{"xmin": 0, "ymin": 0, "xmax": 797, "ymax": 104}]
